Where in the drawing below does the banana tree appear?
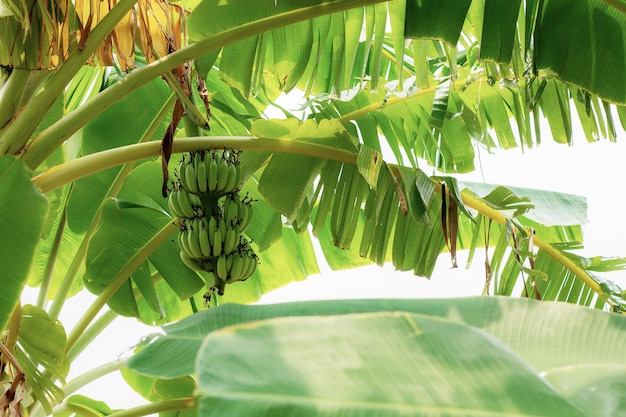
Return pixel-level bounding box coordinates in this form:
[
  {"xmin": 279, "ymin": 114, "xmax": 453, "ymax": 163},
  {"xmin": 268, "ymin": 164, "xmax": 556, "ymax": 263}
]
[{"xmin": 1, "ymin": 0, "xmax": 626, "ymax": 416}]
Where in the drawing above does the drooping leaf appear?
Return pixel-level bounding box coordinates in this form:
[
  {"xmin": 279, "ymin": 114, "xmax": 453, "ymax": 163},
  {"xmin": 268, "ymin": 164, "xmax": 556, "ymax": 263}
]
[
  {"xmin": 196, "ymin": 312, "xmax": 586, "ymax": 417},
  {"xmin": 66, "ymin": 79, "xmax": 171, "ymax": 234},
  {"xmin": 127, "ymin": 297, "xmax": 626, "ymax": 417},
  {"xmin": 0, "ymin": 156, "xmax": 49, "ymax": 332},
  {"xmin": 18, "ymin": 305, "xmax": 67, "ymax": 380},
  {"xmin": 535, "ymin": 0, "xmax": 626, "ymax": 104},
  {"xmin": 404, "ymin": 0, "xmax": 472, "ymax": 46}
]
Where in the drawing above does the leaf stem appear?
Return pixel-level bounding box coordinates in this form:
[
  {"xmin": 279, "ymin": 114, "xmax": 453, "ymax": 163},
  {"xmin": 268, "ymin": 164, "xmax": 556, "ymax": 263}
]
[
  {"xmin": 0, "ymin": 69, "xmax": 32, "ymax": 129},
  {"xmin": 65, "ymin": 222, "xmax": 179, "ymax": 352},
  {"xmin": 62, "ymin": 358, "xmax": 128, "ymax": 396},
  {"xmin": 37, "ymin": 208, "xmax": 67, "ymax": 308},
  {"xmin": 20, "ymin": 0, "xmax": 386, "ymax": 169},
  {"xmin": 109, "ymin": 399, "xmax": 196, "ymax": 417},
  {"xmin": 33, "ymin": 137, "xmax": 358, "ymax": 193},
  {"xmin": 336, "ymin": 77, "xmax": 474, "ymax": 125},
  {"xmin": 66, "ymin": 309, "xmax": 118, "ymax": 362},
  {"xmin": 47, "ymin": 94, "xmax": 176, "ymax": 320},
  {"xmin": 458, "ymin": 187, "xmax": 603, "ymax": 296}
]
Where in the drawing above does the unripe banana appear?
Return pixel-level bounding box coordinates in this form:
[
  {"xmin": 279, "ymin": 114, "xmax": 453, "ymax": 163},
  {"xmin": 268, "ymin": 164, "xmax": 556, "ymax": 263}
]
[
  {"xmin": 199, "ymin": 224, "xmax": 211, "ymax": 257},
  {"xmin": 184, "ymin": 162, "xmax": 199, "ymax": 194},
  {"xmin": 242, "ymin": 253, "xmax": 258, "ymax": 280},
  {"xmin": 240, "ymin": 200, "xmax": 253, "ymax": 232},
  {"xmin": 178, "ymin": 229, "xmax": 192, "ymax": 258},
  {"xmin": 207, "ymin": 215, "xmax": 217, "ymax": 247},
  {"xmin": 196, "ymin": 155, "xmax": 208, "ymax": 193},
  {"xmin": 228, "ymin": 252, "xmax": 245, "ymax": 282},
  {"xmin": 187, "ymin": 223, "xmax": 204, "ymax": 258},
  {"xmin": 222, "ymin": 163, "xmax": 238, "ymax": 194},
  {"xmin": 215, "ymin": 156, "xmax": 229, "ymax": 193},
  {"xmin": 216, "ymin": 254, "xmax": 228, "ymax": 280},
  {"xmin": 240, "ymin": 255, "xmax": 254, "ymax": 281},
  {"xmin": 178, "ymin": 158, "xmax": 188, "ymax": 190},
  {"xmin": 226, "ymin": 252, "xmax": 234, "ymax": 274},
  {"xmin": 175, "ymin": 188, "xmax": 196, "ymax": 218},
  {"xmin": 194, "ymin": 152, "xmax": 203, "ymax": 172},
  {"xmin": 212, "ymin": 228, "xmax": 223, "ymax": 257},
  {"xmin": 168, "ymin": 189, "xmax": 183, "ymax": 218},
  {"xmin": 224, "ymin": 195, "xmax": 239, "ymax": 226},
  {"xmin": 223, "ymin": 224, "xmax": 239, "ymax": 255},
  {"xmin": 180, "ymin": 250, "xmax": 202, "ymax": 271},
  {"xmin": 207, "ymin": 155, "xmax": 218, "ymax": 193}
]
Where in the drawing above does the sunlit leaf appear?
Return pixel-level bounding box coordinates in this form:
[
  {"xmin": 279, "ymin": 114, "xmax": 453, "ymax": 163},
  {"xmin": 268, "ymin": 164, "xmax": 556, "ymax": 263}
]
[{"xmin": 0, "ymin": 156, "xmax": 48, "ymax": 332}]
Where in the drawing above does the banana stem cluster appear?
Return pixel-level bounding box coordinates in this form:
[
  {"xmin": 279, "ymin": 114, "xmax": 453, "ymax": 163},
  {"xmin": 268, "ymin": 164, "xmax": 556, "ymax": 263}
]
[{"xmin": 167, "ymin": 149, "xmax": 257, "ymax": 303}]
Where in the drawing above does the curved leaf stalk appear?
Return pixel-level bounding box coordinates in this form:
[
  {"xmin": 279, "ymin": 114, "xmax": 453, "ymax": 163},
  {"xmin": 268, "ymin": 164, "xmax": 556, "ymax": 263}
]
[
  {"xmin": 36, "ymin": 208, "xmax": 67, "ymax": 308},
  {"xmin": 0, "ymin": 69, "xmax": 32, "ymax": 129},
  {"xmin": 61, "ymin": 358, "xmax": 127, "ymax": 397},
  {"xmin": 66, "ymin": 309, "xmax": 118, "ymax": 362},
  {"xmin": 33, "ymin": 137, "xmax": 358, "ymax": 193},
  {"xmin": 20, "ymin": 0, "xmax": 387, "ymax": 169},
  {"xmin": 0, "ymin": 0, "xmax": 139, "ymax": 156},
  {"xmin": 113, "ymin": 399, "xmax": 196, "ymax": 417},
  {"xmin": 603, "ymin": 0, "xmax": 626, "ymax": 13},
  {"xmin": 30, "ymin": 359, "xmax": 128, "ymax": 417},
  {"xmin": 4, "ymin": 303, "xmax": 21, "ymax": 352},
  {"xmin": 336, "ymin": 76, "xmax": 476, "ymax": 124},
  {"xmin": 50, "ymin": 398, "xmax": 195, "ymax": 417},
  {"xmin": 65, "ymin": 222, "xmax": 178, "ymax": 352},
  {"xmin": 47, "ymin": 94, "xmax": 176, "ymax": 320},
  {"xmin": 457, "ymin": 187, "xmax": 603, "ymax": 297}
]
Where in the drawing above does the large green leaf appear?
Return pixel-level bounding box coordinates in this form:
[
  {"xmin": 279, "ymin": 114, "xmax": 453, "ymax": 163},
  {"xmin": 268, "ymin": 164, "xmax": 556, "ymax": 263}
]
[
  {"xmin": 66, "ymin": 78, "xmax": 171, "ymax": 233},
  {"xmin": 197, "ymin": 312, "xmax": 584, "ymax": 417},
  {"xmin": 0, "ymin": 156, "xmax": 48, "ymax": 331},
  {"xmin": 127, "ymin": 297, "xmax": 626, "ymax": 417},
  {"xmin": 535, "ymin": 0, "xmax": 626, "ymax": 104},
  {"xmin": 84, "ymin": 162, "xmax": 204, "ymax": 319}
]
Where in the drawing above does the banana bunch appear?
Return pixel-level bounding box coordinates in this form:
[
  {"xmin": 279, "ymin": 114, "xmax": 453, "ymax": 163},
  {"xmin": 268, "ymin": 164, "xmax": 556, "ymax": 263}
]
[
  {"xmin": 216, "ymin": 241, "xmax": 258, "ymax": 284},
  {"xmin": 179, "ymin": 150, "xmax": 242, "ymax": 197},
  {"xmin": 167, "ymin": 149, "xmax": 258, "ymax": 303},
  {"xmin": 178, "ymin": 216, "xmax": 242, "ymax": 260}
]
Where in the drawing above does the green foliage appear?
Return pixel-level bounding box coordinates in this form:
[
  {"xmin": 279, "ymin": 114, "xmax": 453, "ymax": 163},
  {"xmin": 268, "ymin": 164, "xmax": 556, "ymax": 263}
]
[
  {"xmin": 0, "ymin": 156, "xmax": 48, "ymax": 330},
  {"xmin": 127, "ymin": 297, "xmax": 626, "ymax": 417},
  {"xmin": 1, "ymin": 0, "xmax": 626, "ymax": 417}
]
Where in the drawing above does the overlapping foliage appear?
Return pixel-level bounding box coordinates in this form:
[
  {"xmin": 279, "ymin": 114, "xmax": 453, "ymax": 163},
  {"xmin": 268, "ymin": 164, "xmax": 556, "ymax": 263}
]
[{"xmin": 1, "ymin": 0, "xmax": 626, "ymax": 416}]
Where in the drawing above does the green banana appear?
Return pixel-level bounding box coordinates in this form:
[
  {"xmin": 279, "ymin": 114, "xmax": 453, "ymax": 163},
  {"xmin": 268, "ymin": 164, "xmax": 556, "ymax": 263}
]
[
  {"xmin": 180, "ymin": 250, "xmax": 202, "ymax": 271},
  {"xmin": 216, "ymin": 254, "xmax": 228, "ymax": 281},
  {"xmin": 215, "ymin": 155, "xmax": 229, "ymax": 193},
  {"xmin": 175, "ymin": 188, "xmax": 196, "ymax": 218},
  {"xmin": 178, "ymin": 229, "xmax": 193, "ymax": 258},
  {"xmin": 223, "ymin": 224, "xmax": 239, "ymax": 255},
  {"xmin": 168, "ymin": 189, "xmax": 182, "ymax": 218},
  {"xmin": 178, "ymin": 158, "xmax": 188, "ymax": 191},
  {"xmin": 222, "ymin": 163, "xmax": 239, "ymax": 194},
  {"xmin": 199, "ymin": 221, "xmax": 212, "ymax": 257},
  {"xmin": 228, "ymin": 252, "xmax": 244, "ymax": 282},
  {"xmin": 239, "ymin": 196, "xmax": 253, "ymax": 232},
  {"xmin": 186, "ymin": 222, "xmax": 204, "ymax": 258},
  {"xmin": 207, "ymin": 156, "xmax": 218, "ymax": 193},
  {"xmin": 212, "ymin": 228, "xmax": 223, "ymax": 257},
  {"xmin": 207, "ymin": 215, "xmax": 217, "ymax": 247},
  {"xmin": 184, "ymin": 162, "xmax": 199, "ymax": 194},
  {"xmin": 196, "ymin": 155, "xmax": 208, "ymax": 193},
  {"xmin": 223, "ymin": 195, "xmax": 239, "ymax": 226},
  {"xmin": 241, "ymin": 254, "xmax": 257, "ymax": 281},
  {"xmin": 226, "ymin": 252, "xmax": 234, "ymax": 274}
]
